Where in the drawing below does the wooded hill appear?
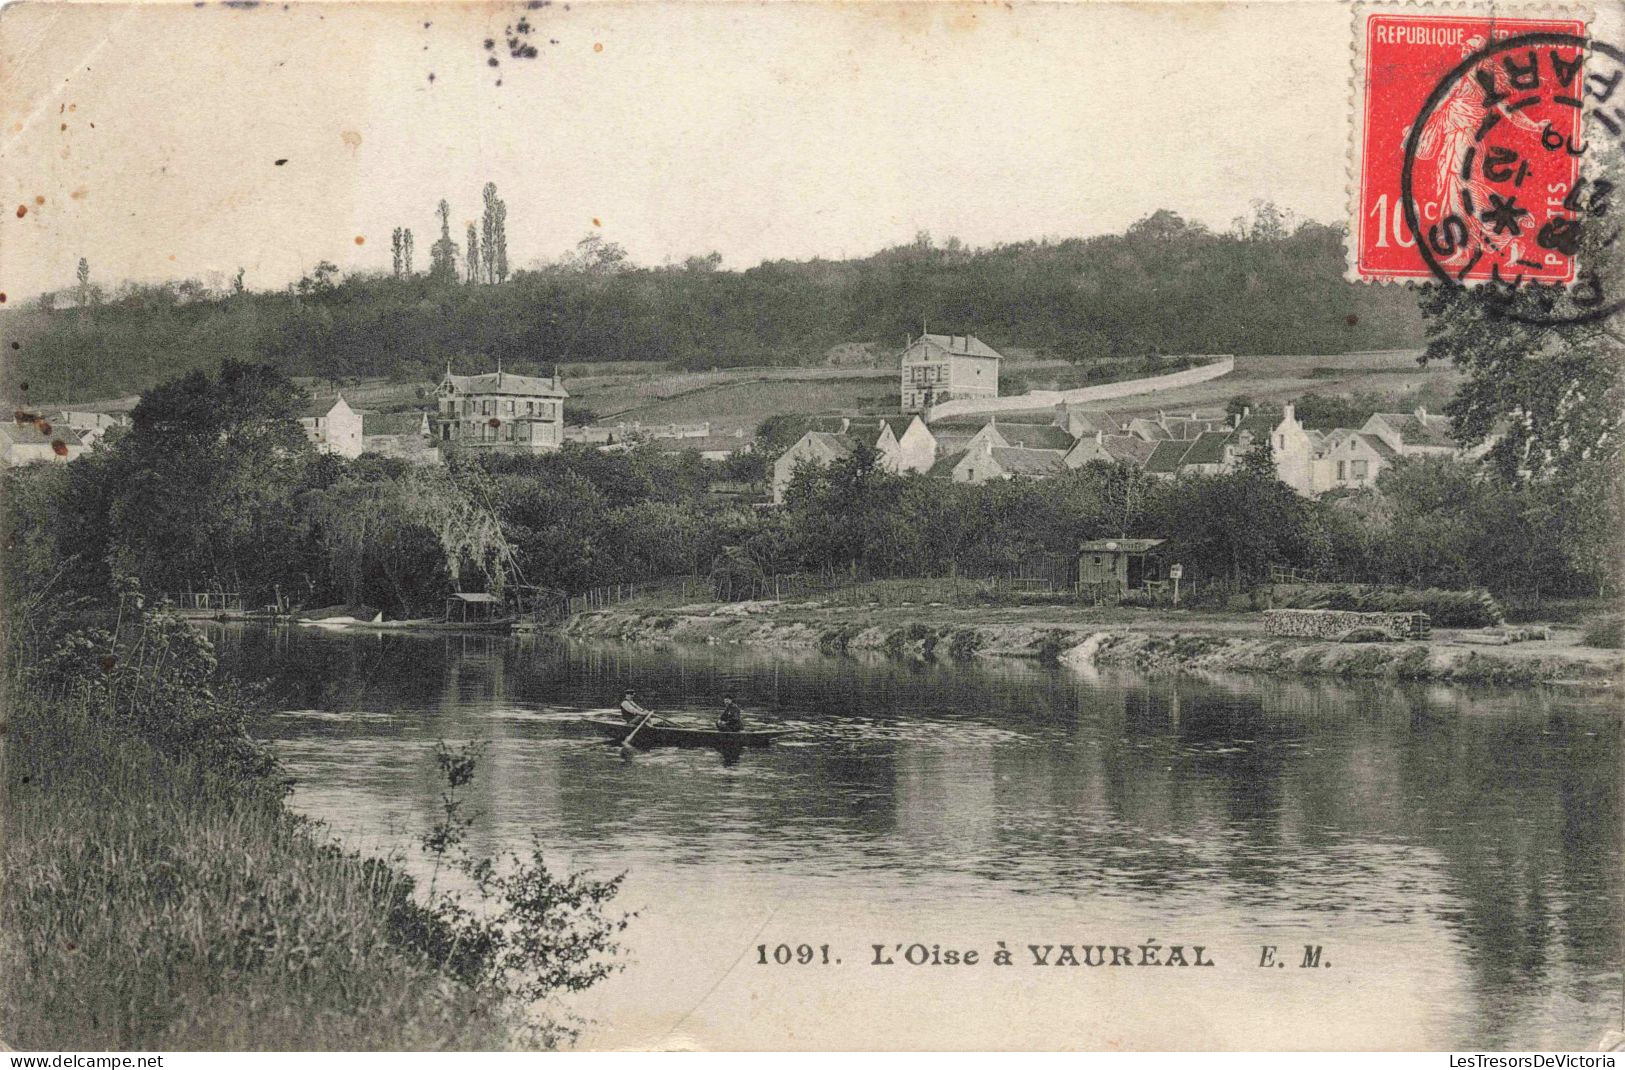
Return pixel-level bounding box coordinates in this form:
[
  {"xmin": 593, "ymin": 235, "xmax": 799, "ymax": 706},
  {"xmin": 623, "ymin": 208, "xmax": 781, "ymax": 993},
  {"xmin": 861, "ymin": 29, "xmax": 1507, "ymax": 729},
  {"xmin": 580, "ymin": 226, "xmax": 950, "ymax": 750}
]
[{"xmin": 3, "ymin": 209, "xmax": 1424, "ymax": 406}]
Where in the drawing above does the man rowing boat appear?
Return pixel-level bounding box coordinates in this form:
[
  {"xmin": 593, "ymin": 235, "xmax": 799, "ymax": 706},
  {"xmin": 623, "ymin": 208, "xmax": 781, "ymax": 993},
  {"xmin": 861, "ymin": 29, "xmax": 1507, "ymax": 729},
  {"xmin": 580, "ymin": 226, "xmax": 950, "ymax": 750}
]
[
  {"xmin": 717, "ymin": 695, "xmax": 744, "ymax": 733},
  {"xmin": 619, "ymin": 690, "xmax": 655, "ymax": 724}
]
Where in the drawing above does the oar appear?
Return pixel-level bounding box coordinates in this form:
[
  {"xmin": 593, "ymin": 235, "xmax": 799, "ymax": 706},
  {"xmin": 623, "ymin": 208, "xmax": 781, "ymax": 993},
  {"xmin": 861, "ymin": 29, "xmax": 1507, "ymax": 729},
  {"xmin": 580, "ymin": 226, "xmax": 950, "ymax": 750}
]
[{"xmin": 619, "ymin": 709, "xmax": 656, "ymax": 757}]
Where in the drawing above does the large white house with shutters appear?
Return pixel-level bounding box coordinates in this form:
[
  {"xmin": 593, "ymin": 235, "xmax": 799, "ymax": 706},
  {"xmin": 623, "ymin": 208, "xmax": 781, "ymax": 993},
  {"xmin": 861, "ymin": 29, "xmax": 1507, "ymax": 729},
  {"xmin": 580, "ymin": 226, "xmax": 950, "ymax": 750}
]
[{"xmin": 433, "ymin": 368, "xmax": 567, "ymax": 453}]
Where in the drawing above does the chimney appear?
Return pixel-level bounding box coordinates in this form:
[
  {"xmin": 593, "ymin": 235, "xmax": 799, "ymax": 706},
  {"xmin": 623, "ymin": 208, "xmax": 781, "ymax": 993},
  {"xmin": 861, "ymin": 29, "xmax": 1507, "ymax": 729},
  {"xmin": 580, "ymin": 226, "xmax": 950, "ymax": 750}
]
[
  {"xmin": 839, "ymin": 417, "xmax": 851, "ymax": 433},
  {"xmin": 1415, "ymin": 405, "xmax": 1428, "ymax": 420},
  {"xmin": 1283, "ymin": 402, "xmax": 1296, "ymax": 425},
  {"xmin": 1096, "ymin": 430, "xmax": 1104, "ymax": 444}
]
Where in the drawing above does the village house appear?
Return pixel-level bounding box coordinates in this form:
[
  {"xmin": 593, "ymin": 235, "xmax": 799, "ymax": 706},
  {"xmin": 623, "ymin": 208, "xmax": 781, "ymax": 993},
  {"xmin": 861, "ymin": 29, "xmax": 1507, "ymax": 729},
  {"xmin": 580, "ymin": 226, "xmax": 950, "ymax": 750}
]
[
  {"xmin": 1313, "ymin": 427, "xmax": 1397, "ymax": 491},
  {"xmin": 0, "ymin": 421, "xmax": 83, "ymax": 467},
  {"xmin": 1053, "ymin": 403, "xmax": 1128, "ymax": 439},
  {"xmin": 900, "ymin": 333, "xmax": 1002, "ymax": 413},
  {"xmin": 1064, "ymin": 431, "xmax": 1156, "ymax": 469},
  {"xmin": 770, "ymin": 415, "xmax": 935, "ymax": 502},
  {"xmin": 1360, "ymin": 407, "xmax": 1459, "ymax": 457},
  {"xmin": 434, "ymin": 367, "xmax": 567, "ymax": 453},
  {"xmin": 361, "ymin": 411, "xmax": 441, "ymax": 463},
  {"xmin": 299, "ymin": 395, "xmax": 363, "ymax": 459},
  {"xmin": 950, "ymin": 437, "xmax": 1068, "ymax": 484}
]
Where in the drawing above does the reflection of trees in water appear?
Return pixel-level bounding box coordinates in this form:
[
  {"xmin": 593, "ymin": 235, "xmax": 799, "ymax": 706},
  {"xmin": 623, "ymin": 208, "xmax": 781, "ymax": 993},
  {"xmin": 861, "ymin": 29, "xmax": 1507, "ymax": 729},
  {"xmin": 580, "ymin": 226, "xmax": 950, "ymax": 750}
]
[{"xmin": 233, "ymin": 626, "xmax": 1620, "ymax": 1035}]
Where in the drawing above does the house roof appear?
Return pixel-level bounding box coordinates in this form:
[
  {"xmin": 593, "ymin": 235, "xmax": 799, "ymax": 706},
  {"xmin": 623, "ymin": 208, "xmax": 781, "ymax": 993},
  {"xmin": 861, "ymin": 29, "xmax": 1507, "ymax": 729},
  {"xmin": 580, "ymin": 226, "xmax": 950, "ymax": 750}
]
[
  {"xmin": 989, "ymin": 446, "xmax": 1068, "ymax": 477},
  {"xmin": 1232, "ymin": 411, "xmax": 1279, "ymax": 437},
  {"xmin": 1079, "ymin": 538, "xmax": 1165, "ymax": 554},
  {"xmin": 803, "ymin": 431, "xmax": 854, "ymax": 459},
  {"xmin": 1356, "ymin": 431, "xmax": 1400, "ymax": 460},
  {"xmin": 1131, "ymin": 420, "xmax": 1172, "ymax": 441},
  {"xmin": 363, "ymin": 411, "xmax": 428, "ymax": 436},
  {"xmin": 0, "ymin": 420, "xmax": 63, "ymax": 447},
  {"xmin": 298, "ymin": 395, "xmax": 349, "ymax": 418},
  {"xmin": 1373, "ymin": 412, "xmax": 1456, "ymax": 448},
  {"xmin": 930, "ymin": 432, "xmax": 978, "ymax": 455},
  {"xmin": 918, "ymin": 333, "xmax": 1003, "ymax": 360},
  {"xmin": 1063, "ymin": 408, "xmax": 1128, "ymax": 434},
  {"xmin": 1144, "ymin": 439, "xmax": 1194, "ymax": 474},
  {"xmin": 443, "ymin": 371, "xmax": 568, "ymax": 399},
  {"xmin": 1181, "ymin": 430, "xmax": 1233, "ymax": 466},
  {"xmin": 928, "ymin": 448, "xmax": 968, "ymax": 478},
  {"xmin": 1101, "ymin": 435, "xmax": 1157, "ymax": 467},
  {"xmin": 876, "ymin": 415, "xmax": 922, "ymax": 438},
  {"xmin": 994, "ymin": 423, "xmax": 1076, "ymax": 451}
]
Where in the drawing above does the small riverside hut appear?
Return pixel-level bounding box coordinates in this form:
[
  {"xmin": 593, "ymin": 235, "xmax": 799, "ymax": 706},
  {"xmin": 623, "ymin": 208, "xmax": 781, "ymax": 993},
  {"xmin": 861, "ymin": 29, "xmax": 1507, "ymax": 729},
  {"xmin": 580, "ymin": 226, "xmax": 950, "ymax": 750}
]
[
  {"xmin": 1077, "ymin": 538, "xmax": 1166, "ymax": 600},
  {"xmin": 445, "ymin": 592, "xmax": 507, "ymax": 624}
]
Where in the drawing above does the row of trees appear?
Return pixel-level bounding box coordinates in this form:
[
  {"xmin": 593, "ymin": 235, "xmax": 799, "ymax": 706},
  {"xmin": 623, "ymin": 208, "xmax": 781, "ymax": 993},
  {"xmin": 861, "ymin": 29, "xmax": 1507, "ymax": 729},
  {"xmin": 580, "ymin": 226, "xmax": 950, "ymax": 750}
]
[
  {"xmin": 3, "ymin": 360, "xmax": 1615, "ymax": 623},
  {"xmin": 4, "ymin": 205, "xmax": 1425, "ymax": 404}
]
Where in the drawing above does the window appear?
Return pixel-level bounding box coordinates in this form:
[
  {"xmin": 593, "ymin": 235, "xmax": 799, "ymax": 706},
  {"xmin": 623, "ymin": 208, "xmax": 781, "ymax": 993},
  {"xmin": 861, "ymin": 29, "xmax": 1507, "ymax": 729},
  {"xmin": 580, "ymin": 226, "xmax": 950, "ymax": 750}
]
[
  {"xmin": 504, "ymin": 400, "xmax": 515, "ymax": 414},
  {"xmin": 1352, "ymin": 460, "xmax": 1369, "ymax": 479},
  {"xmin": 1337, "ymin": 460, "xmax": 1346, "ymax": 480},
  {"xmin": 526, "ymin": 401, "xmax": 535, "ymax": 415}
]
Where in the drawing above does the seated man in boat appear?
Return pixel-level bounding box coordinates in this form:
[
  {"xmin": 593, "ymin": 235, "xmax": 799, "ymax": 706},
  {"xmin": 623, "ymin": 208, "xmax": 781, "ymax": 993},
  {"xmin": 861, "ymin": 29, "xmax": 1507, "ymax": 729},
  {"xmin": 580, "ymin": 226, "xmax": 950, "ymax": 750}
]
[
  {"xmin": 619, "ymin": 690, "xmax": 655, "ymax": 724},
  {"xmin": 717, "ymin": 695, "xmax": 744, "ymax": 733}
]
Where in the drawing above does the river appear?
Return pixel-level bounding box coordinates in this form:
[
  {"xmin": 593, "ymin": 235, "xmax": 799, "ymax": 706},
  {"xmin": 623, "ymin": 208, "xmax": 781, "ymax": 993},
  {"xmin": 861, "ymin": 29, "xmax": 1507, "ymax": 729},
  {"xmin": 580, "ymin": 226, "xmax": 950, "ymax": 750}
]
[{"xmin": 210, "ymin": 624, "xmax": 1623, "ymax": 1051}]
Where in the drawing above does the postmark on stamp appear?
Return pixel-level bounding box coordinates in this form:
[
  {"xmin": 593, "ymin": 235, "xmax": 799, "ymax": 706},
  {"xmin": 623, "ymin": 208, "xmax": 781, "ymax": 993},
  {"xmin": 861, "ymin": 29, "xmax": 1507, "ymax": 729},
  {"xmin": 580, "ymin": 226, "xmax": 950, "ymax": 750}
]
[{"xmin": 1353, "ymin": 10, "xmax": 1586, "ymax": 284}]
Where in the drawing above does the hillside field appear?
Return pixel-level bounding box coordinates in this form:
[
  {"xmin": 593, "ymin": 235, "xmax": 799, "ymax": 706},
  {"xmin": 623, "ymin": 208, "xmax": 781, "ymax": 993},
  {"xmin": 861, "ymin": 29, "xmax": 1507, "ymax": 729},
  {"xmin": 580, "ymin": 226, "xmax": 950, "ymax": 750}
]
[{"xmin": 72, "ymin": 350, "xmax": 1461, "ymax": 437}]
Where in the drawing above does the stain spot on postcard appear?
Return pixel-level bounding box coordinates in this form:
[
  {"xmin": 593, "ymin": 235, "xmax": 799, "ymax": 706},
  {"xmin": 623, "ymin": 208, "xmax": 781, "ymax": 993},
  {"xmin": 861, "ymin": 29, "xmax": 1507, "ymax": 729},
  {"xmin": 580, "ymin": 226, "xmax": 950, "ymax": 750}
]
[
  {"xmin": 70, "ymin": 188, "xmax": 88, "ymax": 200},
  {"xmin": 15, "ymin": 205, "xmax": 26, "ymax": 219},
  {"xmin": 341, "ymin": 131, "xmax": 361, "ymax": 152},
  {"xmin": 354, "ymin": 236, "xmax": 365, "ymax": 245}
]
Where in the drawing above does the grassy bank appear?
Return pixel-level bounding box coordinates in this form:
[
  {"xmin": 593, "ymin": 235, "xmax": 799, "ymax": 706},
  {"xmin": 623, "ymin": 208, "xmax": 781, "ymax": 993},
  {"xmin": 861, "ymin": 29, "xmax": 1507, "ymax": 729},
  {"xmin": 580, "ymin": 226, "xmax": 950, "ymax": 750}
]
[
  {"xmin": 1, "ymin": 605, "xmax": 625, "ymax": 1050},
  {"xmin": 559, "ymin": 586, "xmax": 1623, "ymax": 688},
  {"xmin": 1, "ymin": 706, "xmax": 524, "ymax": 1049}
]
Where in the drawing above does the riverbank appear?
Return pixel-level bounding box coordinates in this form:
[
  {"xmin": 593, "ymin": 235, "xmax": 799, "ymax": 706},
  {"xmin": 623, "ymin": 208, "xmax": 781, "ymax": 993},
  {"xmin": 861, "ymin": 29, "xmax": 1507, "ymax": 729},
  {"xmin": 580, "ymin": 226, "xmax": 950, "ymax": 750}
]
[
  {"xmin": 0, "ymin": 606, "xmax": 626, "ymax": 1051},
  {"xmin": 559, "ymin": 595, "xmax": 1623, "ymax": 687},
  {"xmin": 0, "ymin": 695, "xmax": 540, "ymax": 1049}
]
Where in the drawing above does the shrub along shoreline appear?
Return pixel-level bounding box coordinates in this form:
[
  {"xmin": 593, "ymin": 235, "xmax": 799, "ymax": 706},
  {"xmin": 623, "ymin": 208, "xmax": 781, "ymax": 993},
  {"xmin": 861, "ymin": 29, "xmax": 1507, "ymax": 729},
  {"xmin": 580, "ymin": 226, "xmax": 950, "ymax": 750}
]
[{"xmin": 0, "ymin": 599, "xmax": 626, "ymax": 1051}]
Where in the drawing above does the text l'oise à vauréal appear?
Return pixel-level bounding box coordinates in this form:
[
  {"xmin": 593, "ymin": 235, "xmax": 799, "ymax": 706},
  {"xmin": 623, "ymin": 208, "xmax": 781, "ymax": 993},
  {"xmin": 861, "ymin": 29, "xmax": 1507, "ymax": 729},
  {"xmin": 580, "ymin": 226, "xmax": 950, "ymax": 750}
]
[{"xmin": 755, "ymin": 940, "xmax": 1336, "ymax": 970}]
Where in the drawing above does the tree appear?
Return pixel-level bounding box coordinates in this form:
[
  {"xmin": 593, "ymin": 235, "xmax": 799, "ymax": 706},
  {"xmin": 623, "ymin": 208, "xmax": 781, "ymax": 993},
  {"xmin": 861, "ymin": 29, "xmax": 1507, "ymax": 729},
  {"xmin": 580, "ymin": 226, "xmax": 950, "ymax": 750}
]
[
  {"xmin": 1417, "ymin": 148, "xmax": 1624, "ymax": 595},
  {"xmin": 466, "ymin": 223, "xmax": 480, "ymax": 284},
  {"xmin": 403, "ymin": 228, "xmax": 415, "ymax": 275},
  {"xmin": 76, "ymin": 257, "xmax": 90, "ymax": 307},
  {"xmin": 481, "ymin": 182, "xmax": 508, "ymax": 284},
  {"xmin": 232, "ymin": 267, "xmax": 246, "ymax": 295},
  {"xmin": 103, "ymin": 361, "xmax": 314, "ymax": 602},
  {"xmin": 430, "ymin": 200, "xmax": 459, "ymax": 284},
  {"xmin": 392, "ymin": 228, "xmax": 405, "ymax": 278}
]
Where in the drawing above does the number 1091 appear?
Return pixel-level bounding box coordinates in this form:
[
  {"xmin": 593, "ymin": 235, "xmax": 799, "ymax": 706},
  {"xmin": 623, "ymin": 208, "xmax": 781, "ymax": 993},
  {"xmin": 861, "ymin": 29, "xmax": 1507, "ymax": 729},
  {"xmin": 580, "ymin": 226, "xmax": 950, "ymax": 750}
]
[{"xmin": 756, "ymin": 943, "xmax": 834, "ymax": 965}]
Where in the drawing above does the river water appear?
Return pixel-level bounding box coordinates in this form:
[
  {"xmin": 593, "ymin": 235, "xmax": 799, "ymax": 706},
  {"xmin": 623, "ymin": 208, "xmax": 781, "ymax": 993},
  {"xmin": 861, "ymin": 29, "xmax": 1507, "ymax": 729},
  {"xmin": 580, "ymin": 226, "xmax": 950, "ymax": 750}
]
[{"xmin": 210, "ymin": 625, "xmax": 1622, "ymax": 1051}]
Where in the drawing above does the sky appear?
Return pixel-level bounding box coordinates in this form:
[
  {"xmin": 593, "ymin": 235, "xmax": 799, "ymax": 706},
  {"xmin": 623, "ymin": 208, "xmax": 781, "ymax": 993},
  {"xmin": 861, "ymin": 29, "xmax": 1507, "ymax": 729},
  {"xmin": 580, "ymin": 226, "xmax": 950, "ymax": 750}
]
[{"xmin": 0, "ymin": 0, "xmax": 1359, "ymax": 300}]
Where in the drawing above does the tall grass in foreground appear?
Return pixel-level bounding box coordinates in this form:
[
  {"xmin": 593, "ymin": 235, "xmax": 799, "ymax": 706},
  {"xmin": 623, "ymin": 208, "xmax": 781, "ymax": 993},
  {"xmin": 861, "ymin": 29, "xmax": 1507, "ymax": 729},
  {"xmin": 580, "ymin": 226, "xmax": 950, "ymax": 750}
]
[{"xmin": 1, "ymin": 590, "xmax": 627, "ymax": 1050}]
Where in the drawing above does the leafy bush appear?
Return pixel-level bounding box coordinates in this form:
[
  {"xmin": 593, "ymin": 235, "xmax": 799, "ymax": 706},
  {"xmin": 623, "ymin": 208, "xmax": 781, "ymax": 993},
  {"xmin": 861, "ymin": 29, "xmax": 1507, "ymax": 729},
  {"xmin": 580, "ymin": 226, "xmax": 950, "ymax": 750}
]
[
  {"xmin": 1581, "ymin": 615, "xmax": 1623, "ymax": 649},
  {"xmin": 1277, "ymin": 584, "xmax": 1504, "ymax": 628},
  {"xmin": 948, "ymin": 629, "xmax": 984, "ymax": 660}
]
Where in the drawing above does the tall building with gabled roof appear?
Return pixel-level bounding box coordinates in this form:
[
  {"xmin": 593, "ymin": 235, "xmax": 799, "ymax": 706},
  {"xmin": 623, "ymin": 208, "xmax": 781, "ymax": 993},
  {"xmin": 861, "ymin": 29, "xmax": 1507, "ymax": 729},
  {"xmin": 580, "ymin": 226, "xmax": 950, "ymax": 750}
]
[{"xmin": 900, "ymin": 332, "xmax": 1002, "ymax": 413}]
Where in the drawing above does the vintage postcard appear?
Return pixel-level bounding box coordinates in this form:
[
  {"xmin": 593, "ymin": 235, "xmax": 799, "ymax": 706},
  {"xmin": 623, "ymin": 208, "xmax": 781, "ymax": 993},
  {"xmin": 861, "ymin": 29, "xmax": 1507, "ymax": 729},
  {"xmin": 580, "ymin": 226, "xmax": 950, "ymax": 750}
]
[{"xmin": 1, "ymin": 0, "xmax": 1621, "ymax": 1055}]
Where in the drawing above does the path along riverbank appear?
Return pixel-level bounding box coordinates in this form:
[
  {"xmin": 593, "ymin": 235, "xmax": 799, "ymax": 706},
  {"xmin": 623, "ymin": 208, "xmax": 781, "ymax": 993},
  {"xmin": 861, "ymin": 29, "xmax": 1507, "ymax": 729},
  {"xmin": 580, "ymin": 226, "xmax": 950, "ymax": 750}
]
[{"xmin": 559, "ymin": 598, "xmax": 1622, "ymax": 688}]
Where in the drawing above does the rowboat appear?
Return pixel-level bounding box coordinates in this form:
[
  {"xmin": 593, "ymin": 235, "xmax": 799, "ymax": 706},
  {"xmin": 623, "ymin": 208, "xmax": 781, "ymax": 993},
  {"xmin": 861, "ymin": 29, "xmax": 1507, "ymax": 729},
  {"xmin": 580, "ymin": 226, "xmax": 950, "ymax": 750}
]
[{"xmin": 582, "ymin": 717, "xmax": 785, "ymax": 750}]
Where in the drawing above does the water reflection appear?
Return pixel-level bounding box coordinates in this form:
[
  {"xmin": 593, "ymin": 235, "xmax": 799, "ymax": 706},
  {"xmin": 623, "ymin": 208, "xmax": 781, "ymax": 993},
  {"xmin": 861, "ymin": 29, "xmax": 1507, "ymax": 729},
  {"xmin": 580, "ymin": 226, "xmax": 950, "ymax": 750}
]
[{"xmin": 211, "ymin": 625, "xmax": 1622, "ymax": 1050}]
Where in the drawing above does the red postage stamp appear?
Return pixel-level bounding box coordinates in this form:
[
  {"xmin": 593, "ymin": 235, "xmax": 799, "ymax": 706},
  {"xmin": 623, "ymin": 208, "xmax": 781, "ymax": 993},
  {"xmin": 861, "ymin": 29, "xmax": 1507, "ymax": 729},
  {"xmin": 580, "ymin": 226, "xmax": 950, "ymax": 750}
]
[{"xmin": 1354, "ymin": 11, "xmax": 1587, "ymax": 284}]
